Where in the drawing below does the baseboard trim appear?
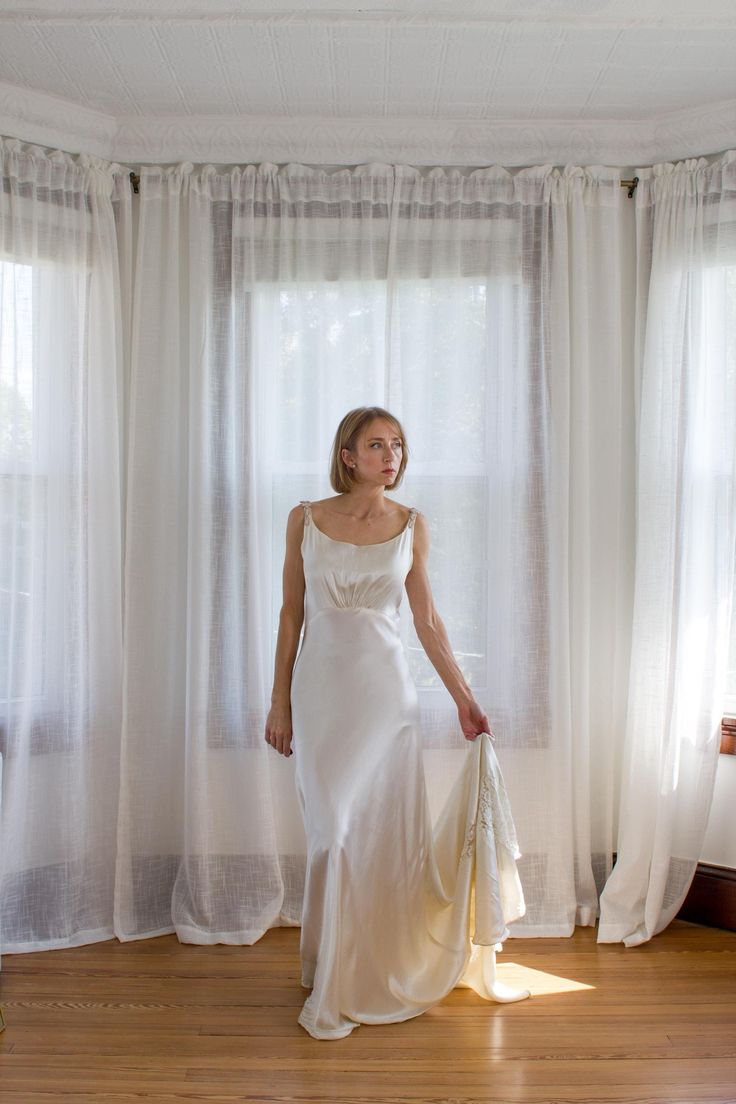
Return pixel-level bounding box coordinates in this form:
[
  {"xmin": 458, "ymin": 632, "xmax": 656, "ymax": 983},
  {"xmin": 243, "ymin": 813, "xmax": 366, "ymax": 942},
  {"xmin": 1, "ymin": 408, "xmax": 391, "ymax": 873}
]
[{"xmin": 677, "ymin": 862, "xmax": 736, "ymax": 932}]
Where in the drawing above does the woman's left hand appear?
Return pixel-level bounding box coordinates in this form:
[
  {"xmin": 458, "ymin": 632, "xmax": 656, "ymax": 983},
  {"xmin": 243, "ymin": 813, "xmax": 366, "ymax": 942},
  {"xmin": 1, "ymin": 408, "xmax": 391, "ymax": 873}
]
[{"xmin": 457, "ymin": 697, "xmax": 494, "ymax": 742}]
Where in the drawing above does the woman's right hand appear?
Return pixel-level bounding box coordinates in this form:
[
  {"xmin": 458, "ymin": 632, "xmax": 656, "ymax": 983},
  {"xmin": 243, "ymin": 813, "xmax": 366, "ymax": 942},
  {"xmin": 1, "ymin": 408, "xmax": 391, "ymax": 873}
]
[{"xmin": 265, "ymin": 701, "xmax": 294, "ymax": 757}]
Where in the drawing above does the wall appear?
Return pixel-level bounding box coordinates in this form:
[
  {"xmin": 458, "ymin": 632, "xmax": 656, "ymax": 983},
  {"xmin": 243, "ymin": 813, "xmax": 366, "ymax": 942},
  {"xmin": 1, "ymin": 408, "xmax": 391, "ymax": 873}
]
[{"xmin": 701, "ymin": 755, "xmax": 736, "ymax": 869}]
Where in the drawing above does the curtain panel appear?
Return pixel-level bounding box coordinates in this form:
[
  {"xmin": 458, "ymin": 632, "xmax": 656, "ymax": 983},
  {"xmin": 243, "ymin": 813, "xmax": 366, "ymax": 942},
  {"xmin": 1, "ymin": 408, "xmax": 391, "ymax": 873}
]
[
  {"xmin": 0, "ymin": 137, "xmax": 129, "ymax": 949},
  {"xmin": 599, "ymin": 151, "xmax": 736, "ymax": 946}
]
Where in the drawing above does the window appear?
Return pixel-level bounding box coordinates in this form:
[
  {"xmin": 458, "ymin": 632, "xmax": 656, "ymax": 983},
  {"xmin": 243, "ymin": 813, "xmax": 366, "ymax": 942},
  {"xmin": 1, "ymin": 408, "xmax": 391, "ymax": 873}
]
[
  {"xmin": 207, "ymin": 195, "xmax": 553, "ymax": 749},
  {"xmin": 720, "ymin": 262, "xmax": 736, "ymax": 753},
  {"xmin": 0, "ymin": 256, "xmax": 96, "ymax": 755},
  {"xmin": 0, "ymin": 259, "xmax": 41, "ymax": 706},
  {"xmin": 255, "ymin": 273, "xmax": 550, "ymax": 746}
]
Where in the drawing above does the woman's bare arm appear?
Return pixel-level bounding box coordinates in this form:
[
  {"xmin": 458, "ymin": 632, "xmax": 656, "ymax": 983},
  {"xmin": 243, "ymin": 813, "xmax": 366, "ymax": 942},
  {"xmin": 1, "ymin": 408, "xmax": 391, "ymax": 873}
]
[
  {"xmin": 265, "ymin": 505, "xmax": 306, "ymax": 756},
  {"xmin": 405, "ymin": 512, "xmax": 492, "ymax": 740}
]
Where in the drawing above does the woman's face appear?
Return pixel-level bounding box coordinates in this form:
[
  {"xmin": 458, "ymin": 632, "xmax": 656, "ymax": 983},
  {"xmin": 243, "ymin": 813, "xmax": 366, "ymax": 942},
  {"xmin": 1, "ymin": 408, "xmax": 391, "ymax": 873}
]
[{"xmin": 344, "ymin": 418, "xmax": 403, "ymax": 487}]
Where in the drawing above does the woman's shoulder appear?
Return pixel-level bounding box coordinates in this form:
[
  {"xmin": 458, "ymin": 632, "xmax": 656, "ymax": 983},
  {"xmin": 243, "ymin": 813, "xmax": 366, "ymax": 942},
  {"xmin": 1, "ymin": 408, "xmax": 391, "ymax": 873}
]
[
  {"xmin": 397, "ymin": 501, "xmax": 419, "ymax": 524},
  {"xmin": 392, "ymin": 500, "xmax": 421, "ymax": 520},
  {"xmin": 286, "ymin": 501, "xmax": 311, "ymax": 529}
]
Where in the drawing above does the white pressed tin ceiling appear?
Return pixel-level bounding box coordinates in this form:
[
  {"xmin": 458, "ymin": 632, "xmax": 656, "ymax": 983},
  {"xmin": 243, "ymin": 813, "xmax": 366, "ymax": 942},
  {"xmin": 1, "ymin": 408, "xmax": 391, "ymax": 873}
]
[{"xmin": 0, "ymin": 1, "xmax": 734, "ymax": 166}]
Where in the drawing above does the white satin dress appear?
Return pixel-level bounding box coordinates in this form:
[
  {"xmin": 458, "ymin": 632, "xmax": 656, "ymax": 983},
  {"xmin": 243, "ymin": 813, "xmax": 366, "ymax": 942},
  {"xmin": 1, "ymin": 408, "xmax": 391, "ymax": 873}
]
[{"xmin": 290, "ymin": 499, "xmax": 526, "ymax": 1040}]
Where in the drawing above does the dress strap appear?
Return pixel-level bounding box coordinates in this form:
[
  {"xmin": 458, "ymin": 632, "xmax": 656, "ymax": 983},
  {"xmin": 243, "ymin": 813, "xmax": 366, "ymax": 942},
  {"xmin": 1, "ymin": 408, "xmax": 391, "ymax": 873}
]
[{"xmin": 300, "ymin": 500, "xmax": 313, "ymax": 525}]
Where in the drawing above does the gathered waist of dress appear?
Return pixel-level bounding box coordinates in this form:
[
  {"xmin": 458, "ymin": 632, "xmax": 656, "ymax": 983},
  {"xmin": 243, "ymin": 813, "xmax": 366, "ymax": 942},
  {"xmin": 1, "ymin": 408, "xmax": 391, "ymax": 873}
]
[{"xmin": 303, "ymin": 606, "xmax": 402, "ymax": 648}]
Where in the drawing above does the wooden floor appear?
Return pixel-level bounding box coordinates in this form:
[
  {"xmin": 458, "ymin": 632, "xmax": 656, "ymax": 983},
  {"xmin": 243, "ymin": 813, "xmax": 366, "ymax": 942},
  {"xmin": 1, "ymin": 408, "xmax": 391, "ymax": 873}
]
[{"xmin": 0, "ymin": 920, "xmax": 734, "ymax": 1103}]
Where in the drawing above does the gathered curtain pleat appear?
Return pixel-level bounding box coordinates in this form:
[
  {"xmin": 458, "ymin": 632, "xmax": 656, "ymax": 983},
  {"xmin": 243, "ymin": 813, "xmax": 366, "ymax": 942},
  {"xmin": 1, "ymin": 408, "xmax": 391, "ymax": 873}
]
[{"xmin": 0, "ymin": 139, "xmax": 733, "ymax": 952}]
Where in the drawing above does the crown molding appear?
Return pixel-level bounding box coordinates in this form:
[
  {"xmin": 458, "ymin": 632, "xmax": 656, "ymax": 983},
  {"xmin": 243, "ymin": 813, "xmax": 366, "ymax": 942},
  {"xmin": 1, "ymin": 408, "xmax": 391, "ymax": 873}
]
[
  {"xmin": 2, "ymin": 1, "xmax": 736, "ymax": 28},
  {"xmin": 111, "ymin": 102, "xmax": 736, "ymax": 168},
  {"xmin": 1, "ymin": 79, "xmax": 734, "ymax": 169},
  {"xmin": 0, "ymin": 81, "xmax": 116, "ymax": 158}
]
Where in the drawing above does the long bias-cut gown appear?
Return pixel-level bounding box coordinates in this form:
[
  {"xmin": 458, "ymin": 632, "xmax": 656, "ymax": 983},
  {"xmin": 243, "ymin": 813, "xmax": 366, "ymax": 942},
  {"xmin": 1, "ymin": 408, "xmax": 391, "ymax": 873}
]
[{"xmin": 290, "ymin": 500, "xmax": 526, "ymax": 1040}]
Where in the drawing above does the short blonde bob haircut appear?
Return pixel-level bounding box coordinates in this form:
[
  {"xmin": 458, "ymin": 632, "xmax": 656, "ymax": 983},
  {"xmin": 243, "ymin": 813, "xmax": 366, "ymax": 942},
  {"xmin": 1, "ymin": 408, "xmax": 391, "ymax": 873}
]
[{"xmin": 329, "ymin": 406, "xmax": 409, "ymax": 494}]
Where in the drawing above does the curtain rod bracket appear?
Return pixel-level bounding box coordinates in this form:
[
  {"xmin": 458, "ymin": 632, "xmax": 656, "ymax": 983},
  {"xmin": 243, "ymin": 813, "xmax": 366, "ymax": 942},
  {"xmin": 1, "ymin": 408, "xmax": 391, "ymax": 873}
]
[
  {"xmin": 130, "ymin": 172, "xmax": 140, "ymax": 195},
  {"xmin": 621, "ymin": 176, "xmax": 639, "ymax": 198}
]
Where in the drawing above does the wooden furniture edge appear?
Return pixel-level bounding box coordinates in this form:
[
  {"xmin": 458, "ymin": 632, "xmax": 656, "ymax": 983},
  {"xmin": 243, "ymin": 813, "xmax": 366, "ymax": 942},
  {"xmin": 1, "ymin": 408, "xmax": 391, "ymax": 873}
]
[
  {"xmin": 677, "ymin": 862, "xmax": 736, "ymax": 932},
  {"xmin": 721, "ymin": 715, "xmax": 736, "ymax": 755}
]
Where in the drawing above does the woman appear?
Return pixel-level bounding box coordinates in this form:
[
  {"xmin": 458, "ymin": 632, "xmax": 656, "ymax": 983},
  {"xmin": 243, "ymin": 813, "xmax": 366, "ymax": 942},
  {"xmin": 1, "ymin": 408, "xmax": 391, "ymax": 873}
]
[{"xmin": 265, "ymin": 406, "xmax": 527, "ymax": 1040}]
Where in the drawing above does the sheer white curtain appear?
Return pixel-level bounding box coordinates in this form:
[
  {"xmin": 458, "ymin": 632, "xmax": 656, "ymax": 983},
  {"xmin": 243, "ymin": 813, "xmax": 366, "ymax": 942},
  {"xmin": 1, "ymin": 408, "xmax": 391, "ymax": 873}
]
[
  {"xmin": 0, "ymin": 138, "xmax": 129, "ymax": 950},
  {"xmin": 117, "ymin": 162, "xmax": 631, "ymax": 943},
  {"xmin": 10, "ymin": 144, "xmax": 729, "ymax": 955},
  {"xmin": 599, "ymin": 152, "xmax": 736, "ymax": 946}
]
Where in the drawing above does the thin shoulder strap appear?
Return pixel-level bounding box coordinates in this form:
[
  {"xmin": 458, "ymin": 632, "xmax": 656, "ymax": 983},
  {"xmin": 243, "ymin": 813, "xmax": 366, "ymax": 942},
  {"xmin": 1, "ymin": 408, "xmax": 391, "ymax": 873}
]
[{"xmin": 300, "ymin": 500, "xmax": 313, "ymax": 525}]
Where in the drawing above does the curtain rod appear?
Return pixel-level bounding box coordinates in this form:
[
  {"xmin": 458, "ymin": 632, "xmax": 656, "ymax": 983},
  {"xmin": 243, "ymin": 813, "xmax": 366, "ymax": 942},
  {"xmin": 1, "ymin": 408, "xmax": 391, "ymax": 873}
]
[{"xmin": 128, "ymin": 172, "xmax": 639, "ymax": 196}]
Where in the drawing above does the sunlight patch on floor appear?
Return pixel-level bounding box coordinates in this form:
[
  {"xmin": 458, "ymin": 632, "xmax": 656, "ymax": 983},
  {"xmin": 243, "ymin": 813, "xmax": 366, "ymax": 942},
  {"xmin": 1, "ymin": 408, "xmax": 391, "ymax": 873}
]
[{"xmin": 498, "ymin": 963, "xmax": 595, "ymax": 995}]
